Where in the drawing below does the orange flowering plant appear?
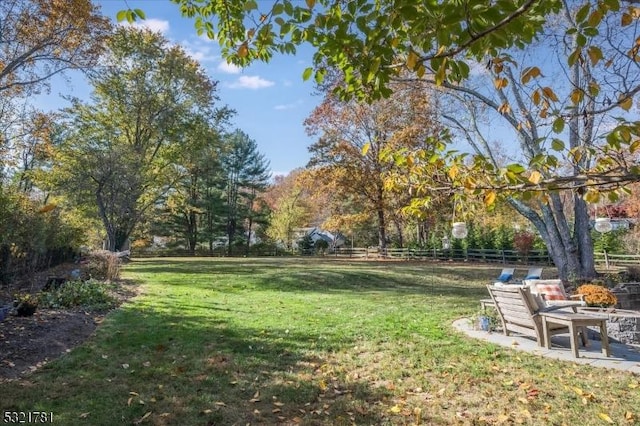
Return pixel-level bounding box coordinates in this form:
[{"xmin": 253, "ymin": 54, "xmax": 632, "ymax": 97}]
[{"xmin": 576, "ymin": 284, "xmax": 617, "ymax": 307}]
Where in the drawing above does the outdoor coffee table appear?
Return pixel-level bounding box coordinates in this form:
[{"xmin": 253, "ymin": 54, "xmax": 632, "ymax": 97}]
[{"xmin": 539, "ymin": 311, "xmax": 610, "ymax": 358}]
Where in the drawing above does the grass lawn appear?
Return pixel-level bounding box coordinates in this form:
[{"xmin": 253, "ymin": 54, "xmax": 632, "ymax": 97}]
[{"xmin": 2, "ymin": 257, "xmax": 639, "ymax": 425}]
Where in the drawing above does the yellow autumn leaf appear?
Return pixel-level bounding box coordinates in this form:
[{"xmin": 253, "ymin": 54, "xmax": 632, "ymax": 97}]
[
  {"xmin": 448, "ymin": 164, "xmax": 458, "ymax": 179},
  {"xmin": 619, "ymin": 96, "xmax": 633, "ymax": 111},
  {"xmin": 361, "ymin": 142, "xmax": 371, "ymax": 156},
  {"xmin": 532, "ymin": 89, "xmax": 541, "ymax": 105},
  {"xmin": 389, "ymin": 404, "xmax": 402, "ymax": 414},
  {"xmin": 572, "ymin": 387, "xmax": 584, "ymax": 396},
  {"xmin": 494, "ymin": 77, "xmax": 508, "ymax": 89},
  {"xmin": 587, "ymin": 46, "xmax": 603, "ymax": 66},
  {"xmin": 406, "ymin": 51, "xmax": 418, "ymax": 70},
  {"xmin": 598, "ymin": 413, "xmax": 614, "ymax": 424},
  {"xmin": 625, "ymin": 411, "xmax": 636, "ymax": 421},
  {"xmin": 570, "ymin": 89, "xmax": 584, "ymax": 105},
  {"xmin": 238, "ymin": 42, "xmax": 249, "ymax": 58},
  {"xmin": 498, "ymin": 102, "xmax": 511, "ymax": 114},
  {"xmin": 622, "ymin": 12, "xmax": 633, "ymax": 26},
  {"xmin": 484, "ymin": 191, "xmax": 497, "ymax": 206},
  {"xmin": 542, "ymin": 86, "xmax": 559, "ymax": 102},
  {"xmin": 319, "ymin": 380, "xmax": 328, "ymax": 391},
  {"xmin": 529, "ymin": 170, "xmax": 542, "ymax": 184}
]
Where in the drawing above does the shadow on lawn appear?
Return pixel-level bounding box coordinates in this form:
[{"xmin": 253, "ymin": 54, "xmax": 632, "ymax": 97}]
[{"xmin": 76, "ymin": 304, "xmax": 399, "ymax": 425}]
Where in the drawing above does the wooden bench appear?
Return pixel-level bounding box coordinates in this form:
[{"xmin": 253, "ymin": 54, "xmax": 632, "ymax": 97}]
[
  {"xmin": 486, "ymin": 285, "xmax": 611, "ymax": 358},
  {"xmin": 480, "ymin": 298, "xmax": 495, "ymax": 311}
]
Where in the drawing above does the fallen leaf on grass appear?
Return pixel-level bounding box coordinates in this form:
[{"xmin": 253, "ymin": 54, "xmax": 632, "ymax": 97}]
[
  {"xmin": 133, "ymin": 411, "xmax": 152, "ymax": 425},
  {"xmin": 389, "ymin": 405, "xmax": 402, "ymax": 414},
  {"xmin": 526, "ymin": 389, "xmax": 539, "ymax": 399},
  {"xmin": 625, "ymin": 411, "xmax": 636, "ymax": 422},
  {"xmin": 598, "ymin": 413, "xmax": 614, "ymax": 424},
  {"xmin": 201, "ymin": 409, "xmax": 213, "ymax": 414},
  {"xmin": 214, "ymin": 402, "xmax": 226, "ymax": 407},
  {"xmin": 79, "ymin": 412, "xmax": 90, "ymax": 418},
  {"xmin": 122, "ymin": 363, "xmax": 129, "ymax": 369}
]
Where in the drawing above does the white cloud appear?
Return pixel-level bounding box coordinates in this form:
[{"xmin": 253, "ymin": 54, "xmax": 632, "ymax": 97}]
[
  {"xmin": 228, "ymin": 75, "xmax": 275, "ymax": 89},
  {"xmin": 122, "ymin": 18, "xmax": 170, "ymax": 35},
  {"xmin": 275, "ymin": 100, "xmax": 303, "ymax": 110},
  {"xmin": 180, "ymin": 39, "xmax": 217, "ymax": 63},
  {"xmin": 217, "ymin": 61, "xmax": 242, "ymax": 74}
]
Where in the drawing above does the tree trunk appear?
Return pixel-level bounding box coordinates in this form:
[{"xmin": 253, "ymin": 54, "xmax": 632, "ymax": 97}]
[
  {"xmin": 187, "ymin": 210, "xmax": 197, "ymax": 256},
  {"xmin": 509, "ymin": 197, "xmax": 595, "ymax": 282},
  {"xmin": 376, "ymin": 186, "xmax": 387, "ymax": 252},
  {"xmin": 393, "ymin": 217, "xmax": 404, "ymax": 248},
  {"xmin": 246, "ymin": 215, "xmax": 253, "ymax": 256}
]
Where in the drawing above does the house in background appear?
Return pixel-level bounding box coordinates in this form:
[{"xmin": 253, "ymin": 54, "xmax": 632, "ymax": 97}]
[{"xmin": 291, "ymin": 227, "xmax": 347, "ymax": 249}]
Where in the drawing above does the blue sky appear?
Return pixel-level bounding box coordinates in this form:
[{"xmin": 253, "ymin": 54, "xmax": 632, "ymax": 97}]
[{"xmin": 45, "ymin": 0, "xmax": 320, "ymax": 177}]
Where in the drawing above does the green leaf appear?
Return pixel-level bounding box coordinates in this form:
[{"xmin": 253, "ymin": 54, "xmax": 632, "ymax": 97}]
[
  {"xmin": 243, "ymin": 0, "xmax": 258, "ymax": 11},
  {"xmin": 506, "ymin": 163, "xmax": 526, "ymax": 174},
  {"xmin": 116, "ymin": 10, "xmax": 128, "ymax": 22},
  {"xmin": 302, "ymin": 67, "xmax": 313, "ymax": 81},
  {"xmin": 551, "ymin": 138, "xmax": 565, "ymax": 151},
  {"xmin": 575, "ymin": 4, "xmax": 591, "ymax": 23},
  {"xmin": 552, "ymin": 117, "xmax": 565, "ymax": 133},
  {"xmin": 134, "ymin": 9, "xmax": 146, "ymax": 19}
]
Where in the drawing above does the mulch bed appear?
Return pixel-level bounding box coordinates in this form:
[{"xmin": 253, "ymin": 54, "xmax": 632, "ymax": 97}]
[
  {"xmin": 0, "ymin": 262, "xmax": 137, "ymax": 381},
  {"xmin": 0, "ymin": 308, "xmax": 99, "ymax": 380}
]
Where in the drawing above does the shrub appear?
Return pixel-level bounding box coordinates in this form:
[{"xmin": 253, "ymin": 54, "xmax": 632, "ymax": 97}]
[
  {"xmin": 12, "ymin": 293, "xmax": 38, "ymax": 316},
  {"xmin": 38, "ymin": 279, "xmax": 116, "ymax": 310},
  {"xmin": 314, "ymin": 239, "xmax": 329, "ymax": 254},
  {"xmin": 84, "ymin": 250, "xmax": 121, "ymax": 281},
  {"xmin": 513, "ymin": 231, "xmax": 536, "ymax": 256},
  {"xmin": 576, "ymin": 284, "xmax": 618, "ymax": 307}
]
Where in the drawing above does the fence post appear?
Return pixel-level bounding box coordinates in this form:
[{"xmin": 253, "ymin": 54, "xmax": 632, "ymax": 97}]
[{"xmin": 604, "ymin": 250, "xmax": 610, "ymax": 270}]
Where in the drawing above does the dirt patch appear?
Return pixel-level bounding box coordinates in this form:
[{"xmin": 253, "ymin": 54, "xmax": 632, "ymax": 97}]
[
  {"xmin": 0, "ymin": 263, "xmax": 138, "ymax": 381},
  {"xmin": 0, "ymin": 309, "xmax": 98, "ymax": 380}
]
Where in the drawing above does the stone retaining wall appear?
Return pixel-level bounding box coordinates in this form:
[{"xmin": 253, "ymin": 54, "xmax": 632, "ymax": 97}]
[
  {"xmin": 605, "ymin": 314, "xmax": 640, "ymax": 344},
  {"xmin": 612, "ymin": 283, "xmax": 640, "ymax": 311}
]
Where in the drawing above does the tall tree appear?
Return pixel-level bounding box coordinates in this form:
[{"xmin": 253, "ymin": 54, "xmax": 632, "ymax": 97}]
[
  {"xmin": 393, "ymin": 2, "xmax": 640, "ymax": 280},
  {"xmin": 304, "ymin": 80, "xmax": 443, "ymax": 250},
  {"xmin": 52, "ymin": 28, "xmax": 219, "ymax": 251},
  {"xmin": 0, "ymin": 0, "xmax": 110, "ymax": 97},
  {"xmin": 265, "ymin": 170, "xmax": 311, "ymax": 249},
  {"xmin": 221, "ymin": 130, "xmax": 270, "ymax": 255},
  {"xmin": 158, "ymin": 113, "xmax": 232, "ymax": 254},
  {"xmin": 0, "ymin": 0, "xmax": 110, "ymax": 180}
]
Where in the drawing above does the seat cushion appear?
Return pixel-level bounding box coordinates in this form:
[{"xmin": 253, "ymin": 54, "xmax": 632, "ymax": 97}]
[
  {"xmin": 535, "ymin": 283, "xmax": 566, "ymax": 301},
  {"xmin": 497, "ymin": 272, "xmax": 513, "ymax": 282}
]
